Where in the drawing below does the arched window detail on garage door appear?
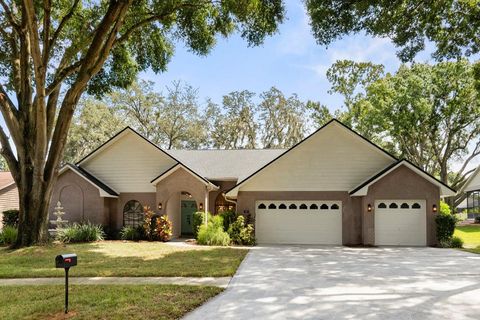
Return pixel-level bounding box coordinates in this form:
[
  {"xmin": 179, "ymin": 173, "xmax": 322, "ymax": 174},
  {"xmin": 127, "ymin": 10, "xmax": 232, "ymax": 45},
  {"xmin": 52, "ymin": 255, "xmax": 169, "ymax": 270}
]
[
  {"xmin": 401, "ymin": 203, "xmax": 409, "ymax": 209},
  {"xmin": 378, "ymin": 202, "xmax": 387, "ymax": 208},
  {"xmin": 279, "ymin": 203, "xmax": 287, "ymax": 209},
  {"xmin": 268, "ymin": 203, "xmax": 277, "ymax": 209},
  {"xmin": 123, "ymin": 200, "xmax": 144, "ymax": 227},
  {"xmin": 289, "ymin": 204, "xmax": 297, "ymax": 209},
  {"xmin": 320, "ymin": 204, "xmax": 329, "ymax": 210},
  {"xmin": 310, "ymin": 204, "xmax": 318, "ymax": 210},
  {"xmin": 299, "ymin": 204, "xmax": 308, "ymax": 209},
  {"xmin": 258, "ymin": 203, "xmax": 266, "ymax": 209},
  {"xmin": 331, "ymin": 204, "xmax": 339, "ymax": 210},
  {"xmin": 389, "ymin": 203, "xmax": 398, "ymax": 209},
  {"xmin": 412, "ymin": 203, "xmax": 421, "ymax": 209}
]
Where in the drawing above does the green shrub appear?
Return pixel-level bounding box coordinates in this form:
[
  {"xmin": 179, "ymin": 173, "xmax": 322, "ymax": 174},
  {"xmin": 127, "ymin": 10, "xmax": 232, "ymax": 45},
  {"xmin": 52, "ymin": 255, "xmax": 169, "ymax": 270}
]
[
  {"xmin": 2, "ymin": 209, "xmax": 19, "ymax": 227},
  {"xmin": 439, "ymin": 200, "xmax": 451, "ymax": 215},
  {"xmin": 227, "ymin": 215, "xmax": 255, "ymax": 245},
  {"xmin": 156, "ymin": 215, "xmax": 173, "ymax": 242},
  {"xmin": 197, "ymin": 215, "xmax": 230, "ymax": 246},
  {"xmin": 0, "ymin": 226, "xmax": 17, "ymax": 245},
  {"xmin": 435, "ymin": 212, "xmax": 457, "ymax": 244},
  {"xmin": 192, "ymin": 211, "xmax": 211, "ymax": 239},
  {"xmin": 475, "ymin": 216, "xmax": 480, "ymax": 224},
  {"xmin": 450, "ymin": 236, "xmax": 464, "ymax": 248},
  {"xmin": 120, "ymin": 226, "xmax": 144, "ymax": 241},
  {"xmin": 56, "ymin": 222, "xmax": 105, "ymax": 243},
  {"xmin": 220, "ymin": 210, "xmax": 237, "ymax": 231}
]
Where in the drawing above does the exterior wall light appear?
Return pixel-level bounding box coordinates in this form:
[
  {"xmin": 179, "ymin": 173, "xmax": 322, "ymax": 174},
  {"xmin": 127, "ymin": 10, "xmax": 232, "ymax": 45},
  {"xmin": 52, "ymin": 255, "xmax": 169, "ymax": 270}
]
[
  {"xmin": 199, "ymin": 203, "xmax": 204, "ymax": 210},
  {"xmin": 433, "ymin": 204, "xmax": 437, "ymax": 212},
  {"xmin": 158, "ymin": 202, "xmax": 162, "ymax": 210},
  {"xmin": 367, "ymin": 204, "xmax": 372, "ymax": 212}
]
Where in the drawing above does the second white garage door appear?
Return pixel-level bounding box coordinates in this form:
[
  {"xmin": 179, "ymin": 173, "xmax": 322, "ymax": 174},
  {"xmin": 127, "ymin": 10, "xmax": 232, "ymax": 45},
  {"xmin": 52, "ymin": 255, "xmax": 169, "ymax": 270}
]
[
  {"xmin": 375, "ymin": 200, "xmax": 426, "ymax": 246},
  {"xmin": 255, "ymin": 200, "xmax": 342, "ymax": 245}
]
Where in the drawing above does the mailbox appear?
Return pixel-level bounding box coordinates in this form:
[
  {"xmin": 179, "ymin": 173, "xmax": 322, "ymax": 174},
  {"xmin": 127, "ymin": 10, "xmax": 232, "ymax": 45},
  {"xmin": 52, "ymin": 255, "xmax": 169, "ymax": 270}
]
[{"xmin": 55, "ymin": 254, "xmax": 77, "ymax": 268}]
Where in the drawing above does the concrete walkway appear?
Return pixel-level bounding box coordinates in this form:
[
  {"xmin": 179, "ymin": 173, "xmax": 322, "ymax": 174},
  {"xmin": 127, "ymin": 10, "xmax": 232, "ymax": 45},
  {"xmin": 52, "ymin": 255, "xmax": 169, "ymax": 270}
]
[
  {"xmin": 184, "ymin": 246, "xmax": 480, "ymax": 320},
  {"xmin": 0, "ymin": 276, "xmax": 231, "ymax": 287}
]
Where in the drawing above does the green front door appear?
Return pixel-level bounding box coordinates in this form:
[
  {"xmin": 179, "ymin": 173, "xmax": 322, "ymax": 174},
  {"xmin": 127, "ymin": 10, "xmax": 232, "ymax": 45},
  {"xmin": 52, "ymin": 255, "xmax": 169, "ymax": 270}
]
[{"xmin": 181, "ymin": 200, "xmax": 197, "ymax": 235}]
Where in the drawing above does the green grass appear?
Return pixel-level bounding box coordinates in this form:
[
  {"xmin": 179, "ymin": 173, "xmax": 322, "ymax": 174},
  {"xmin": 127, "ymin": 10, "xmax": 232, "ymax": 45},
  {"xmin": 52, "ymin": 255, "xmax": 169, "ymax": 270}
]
[
  {"xmin": 0, "ymin": 284, "xmax": 222, "ymax": 320},
  {"xmin": 454, "ymin": 224, "xmax": 480, "ymax": 254},
  {"xmin": 0, "ymin": 241, "xmax": 248, "ymax": 278}
]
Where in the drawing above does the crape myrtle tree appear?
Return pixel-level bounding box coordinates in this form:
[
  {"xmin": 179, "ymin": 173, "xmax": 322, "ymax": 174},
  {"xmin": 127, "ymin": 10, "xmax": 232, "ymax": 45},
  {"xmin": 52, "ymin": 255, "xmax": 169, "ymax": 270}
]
[{"xmin": 0, "ymin": 0, "xmax": 284, "ymax": 247}]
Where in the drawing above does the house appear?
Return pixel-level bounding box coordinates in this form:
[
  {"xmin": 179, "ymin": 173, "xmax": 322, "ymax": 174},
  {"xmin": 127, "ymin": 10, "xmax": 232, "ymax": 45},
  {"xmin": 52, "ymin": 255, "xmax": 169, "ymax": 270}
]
[
  {"xmin": 0, "ymin": 172, "xmax": 19, "ymax": 228},
  {"xmin": 50, "ymin": 119, "xmax": 455, "ymax": 246},
  {"xmin": 458, "ymin": 165, "xmax": 480, "ymax": 219}
]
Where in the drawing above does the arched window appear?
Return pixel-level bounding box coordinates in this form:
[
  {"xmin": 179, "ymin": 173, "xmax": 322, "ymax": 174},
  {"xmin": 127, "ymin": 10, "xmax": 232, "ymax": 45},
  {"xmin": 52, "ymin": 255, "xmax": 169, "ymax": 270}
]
[
  {"xmin": 378, "ymin": 203, "xmax": 387, "ymax": 208},
  {"xmin": 412, "ymin": 203, "xmax": 421, "ymax": 209},
  {"xmin": 289, "ymin": 204, "xmax": 297, "ymax": 209},
  {"xmin": 310, "ymin": 204, "xmax": 318, "ymax": 210},
  {"xmin": 258, "ymin": 203, "xmax": 266, "ymax": 209},
  {"xmin": 389, "ymin": 203, "xmax": 398, "ymax": 209},
  {"xmin": 123, "ymin": 200, "xmax": 144, "ymax": 227},
  {"xmin": 299, "ymin": 204, "xmax": 308, "ymax": 209},
  {"xmin": 279, "ymin": 204, "xmax": 287, "ymax": 209},
  {"xmin": 400, "ymin": 203, "xmax": 409, "ymax": 209},
  {"xmin": 320, "ymin": 204, "xmax": 329, "ymax": 210},
  {"xmin": 215, "ymin": 193, "xmax": 236, "ymax": 214},
  {"xmin": 268, "ymin": 203, "xmax": 277, "ymax": 209},
  {"xmin": 331, "ymin": 204, "xmax": 339, "ymax": 210}
]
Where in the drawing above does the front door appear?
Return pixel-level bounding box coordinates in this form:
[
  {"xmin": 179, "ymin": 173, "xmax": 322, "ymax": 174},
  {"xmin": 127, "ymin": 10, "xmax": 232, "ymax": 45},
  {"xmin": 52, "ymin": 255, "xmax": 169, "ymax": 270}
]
[{"xmin": 181, "ymin": 200, "xmax": 197, "ymax": 235}]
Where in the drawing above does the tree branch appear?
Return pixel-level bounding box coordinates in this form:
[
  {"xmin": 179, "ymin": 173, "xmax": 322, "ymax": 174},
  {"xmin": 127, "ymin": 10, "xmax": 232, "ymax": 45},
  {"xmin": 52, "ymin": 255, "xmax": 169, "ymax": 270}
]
[
  {"xmin": 48, "ymin": 0, "xmax": 80, "ymax": 57},
  {"xmin": 0, "ymin": 0, "xmax": 21, "ymax": 31},
  {"xmin": 0, "ymin": 126, "xmax": 19, "ymax": 181}
]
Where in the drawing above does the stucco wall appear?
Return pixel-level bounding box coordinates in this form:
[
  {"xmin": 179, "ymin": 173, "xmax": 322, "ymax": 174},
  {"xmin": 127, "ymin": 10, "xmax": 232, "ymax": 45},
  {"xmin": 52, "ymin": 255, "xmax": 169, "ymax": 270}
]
[
  {"xmin": 49, "ymin": 170, "xmax": 106, "ymax": 226},
  {"xmin": 362, "ymin": 165, "xmax": 440, "ymax": 246},
  {"xmin": 236, "ymin": 191, "xmax": 363, "ymax": 245}
]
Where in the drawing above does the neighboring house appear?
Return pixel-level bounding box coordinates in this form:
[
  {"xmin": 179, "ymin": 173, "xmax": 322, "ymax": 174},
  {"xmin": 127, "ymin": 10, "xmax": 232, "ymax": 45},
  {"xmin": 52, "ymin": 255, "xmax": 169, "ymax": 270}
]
[
  {"xmin": 458, "ymin": 165, "xmax": 480, "ymax": 219},
  {"xmin": 0, "ymin": 172, "xmax": 19, "ymax": 228},
  {"xmin": 50, "ymin": 119, "xmax": 455, "ymax": 246}
]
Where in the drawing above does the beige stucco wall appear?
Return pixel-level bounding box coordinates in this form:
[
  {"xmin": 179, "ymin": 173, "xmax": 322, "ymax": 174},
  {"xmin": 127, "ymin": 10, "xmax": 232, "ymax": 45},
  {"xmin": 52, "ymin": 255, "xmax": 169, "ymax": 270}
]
[
  {"xmin": 362, "ymin": 165, "xmax": 440, "ymax": 246},
  {"xmin": 236, "ymin": 191, "xmax": 363, "ymax": 245}
]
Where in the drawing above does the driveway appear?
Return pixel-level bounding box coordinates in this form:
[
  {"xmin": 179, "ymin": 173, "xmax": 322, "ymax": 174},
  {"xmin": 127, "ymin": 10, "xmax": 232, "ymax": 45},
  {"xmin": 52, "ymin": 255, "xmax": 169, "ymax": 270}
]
[{"xmin": 184, "ymin": 246, "xmax": 480, "ymax": 320}]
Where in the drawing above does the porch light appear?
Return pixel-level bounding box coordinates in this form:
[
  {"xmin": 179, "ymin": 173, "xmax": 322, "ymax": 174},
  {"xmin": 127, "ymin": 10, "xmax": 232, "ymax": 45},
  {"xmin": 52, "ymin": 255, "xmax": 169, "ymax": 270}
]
[
  {"xmin": 158, "ymin": 202, "xmax": 162, "ymax": 210},
  {"xmin": 199, "ymin": 203, "xmax": 204, "ymax": 210},
  {"xmin": 367, "ymin": 204, "xmax": 372, "ymax": 212},
  {"xmin": 433, "ymin": 204, "xmax": 437, "ymax": 212}
]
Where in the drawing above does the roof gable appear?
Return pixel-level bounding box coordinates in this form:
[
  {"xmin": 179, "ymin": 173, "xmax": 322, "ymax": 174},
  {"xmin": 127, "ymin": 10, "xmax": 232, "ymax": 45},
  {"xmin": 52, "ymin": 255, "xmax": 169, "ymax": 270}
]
[
  {"xmin": 460, "ymin": 165, "xmax": 480, "ymax": 193},
  {"xmin": 227, "ymin": 120, "xmax": 397, "ymax": 197},
  {"xmin": 59, "ymin": 164, "xmax": 119, "ymax": 197}
]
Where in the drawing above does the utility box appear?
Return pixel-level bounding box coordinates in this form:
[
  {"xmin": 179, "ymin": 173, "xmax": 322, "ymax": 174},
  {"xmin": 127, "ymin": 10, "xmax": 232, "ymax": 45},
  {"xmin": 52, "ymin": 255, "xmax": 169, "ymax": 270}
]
[{"xmin": 55, "ymin": 254, "xmax": 77, "ymax": 269}]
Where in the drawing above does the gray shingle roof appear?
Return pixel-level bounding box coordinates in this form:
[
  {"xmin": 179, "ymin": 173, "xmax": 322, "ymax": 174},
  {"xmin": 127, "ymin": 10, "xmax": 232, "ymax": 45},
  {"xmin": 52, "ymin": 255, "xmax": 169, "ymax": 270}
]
[{"xmin": 166, "ymin": 149, "xmax": 286, "ymax": 181}]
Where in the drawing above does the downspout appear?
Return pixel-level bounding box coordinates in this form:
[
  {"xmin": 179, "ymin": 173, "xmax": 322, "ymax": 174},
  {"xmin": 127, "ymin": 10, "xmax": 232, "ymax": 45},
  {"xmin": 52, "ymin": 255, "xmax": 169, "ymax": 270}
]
[{"xmin": 223, "ymin": 193, "xmax": 237, "ymax": 213}]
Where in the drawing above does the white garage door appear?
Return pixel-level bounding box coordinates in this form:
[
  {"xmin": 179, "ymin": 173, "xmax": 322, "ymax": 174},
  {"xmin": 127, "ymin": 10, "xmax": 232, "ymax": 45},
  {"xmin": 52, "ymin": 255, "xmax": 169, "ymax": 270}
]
[
  {"xmin": 255, "ymin": 200, "xmax": 342, "ymax": 245},
  {"xmin": 375, "ymin": 200, "xmax": 426, "ymax": 246}
]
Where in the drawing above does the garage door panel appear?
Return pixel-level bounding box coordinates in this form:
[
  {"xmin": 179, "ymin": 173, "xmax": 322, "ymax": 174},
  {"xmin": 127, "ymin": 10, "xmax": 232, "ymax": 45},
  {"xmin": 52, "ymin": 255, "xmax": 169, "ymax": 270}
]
[{"xmin": 255, "ymin": 201, "xmax": 342, "ymax": 245}]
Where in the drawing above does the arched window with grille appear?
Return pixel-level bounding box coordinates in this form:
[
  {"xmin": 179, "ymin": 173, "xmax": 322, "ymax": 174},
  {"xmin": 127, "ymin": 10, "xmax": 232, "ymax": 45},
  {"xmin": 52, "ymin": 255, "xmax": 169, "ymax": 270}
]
[
  {"xmin": 215, "ymin": 193, "xmax": 236, "ymax": 214},
  {"xmin": 123, "ymin": 200, "xmax": 144, "ymax": 227}
]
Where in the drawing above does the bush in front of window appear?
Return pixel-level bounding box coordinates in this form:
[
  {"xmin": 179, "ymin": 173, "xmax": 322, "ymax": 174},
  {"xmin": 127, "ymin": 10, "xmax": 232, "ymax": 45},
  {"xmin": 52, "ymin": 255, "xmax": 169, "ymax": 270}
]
[{"xmin": 120, "ymin": 225, "xmax": 144, "ymax": 241}]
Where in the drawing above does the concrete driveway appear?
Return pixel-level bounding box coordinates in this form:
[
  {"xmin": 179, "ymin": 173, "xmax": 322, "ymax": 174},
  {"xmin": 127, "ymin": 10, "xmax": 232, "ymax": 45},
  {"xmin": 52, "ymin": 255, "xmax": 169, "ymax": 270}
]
[{"xmin": 184, "ymin": 246, "xmax": 480, "ymax": 320}]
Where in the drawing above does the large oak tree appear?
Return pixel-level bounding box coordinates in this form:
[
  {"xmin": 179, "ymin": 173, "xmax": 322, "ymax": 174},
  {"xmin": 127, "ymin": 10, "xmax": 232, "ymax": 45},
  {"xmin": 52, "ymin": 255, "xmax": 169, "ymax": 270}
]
[{"xmin": 0, "ymin": 0, "xmax": 284, "ymax": 247}]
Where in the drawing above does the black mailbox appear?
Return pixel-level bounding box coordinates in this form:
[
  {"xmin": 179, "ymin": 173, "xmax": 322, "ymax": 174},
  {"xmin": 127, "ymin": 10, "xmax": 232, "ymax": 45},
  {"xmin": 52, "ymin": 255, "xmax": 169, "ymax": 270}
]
[{"xmin": 55, "ymin": 254, "xmax": 77, "ymax": 268}]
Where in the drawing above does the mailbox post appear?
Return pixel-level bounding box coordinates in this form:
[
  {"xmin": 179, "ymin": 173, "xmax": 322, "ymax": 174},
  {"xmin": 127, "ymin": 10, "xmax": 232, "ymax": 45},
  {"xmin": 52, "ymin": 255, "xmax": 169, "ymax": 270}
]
[{"xmin": 55, "ymin": 254, "xmax": 77, "ymax": 314}]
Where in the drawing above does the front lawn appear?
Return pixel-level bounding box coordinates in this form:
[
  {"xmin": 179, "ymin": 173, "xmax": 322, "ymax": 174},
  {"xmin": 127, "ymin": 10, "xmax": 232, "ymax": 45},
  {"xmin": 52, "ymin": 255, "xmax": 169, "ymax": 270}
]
[
  {"xmin": 454, "ymin": 224, "xmax": 480, "ymax": 254},
  {"xmin": 0, "ymin": 284, "xmax": 221, "ymax": 320},
  {"xmin": 0, "ymin": 241, "xmax": 248, "ymax": 278}
]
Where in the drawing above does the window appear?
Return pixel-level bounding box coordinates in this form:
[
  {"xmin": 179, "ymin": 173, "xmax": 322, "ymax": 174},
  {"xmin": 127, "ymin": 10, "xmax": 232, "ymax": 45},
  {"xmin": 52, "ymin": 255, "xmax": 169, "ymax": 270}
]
[
  {"xmin": 279, "ymin": 203, "xmax": 287, "ymax": 209},
  {"xmin": 215, "ymin": 193, "xmax": 236, "ymax": 214},
  {"xmin": 331, "ymin": 204, "xmax": 339, "ymax": 210},
  {"xmin": 258, "ymin": 203, "xmax": 266, "ymax": 209},
  {"xmin": 320, "ymin": 204, "xmax": 329, "ymax": 210},
  {"xmin": 123, "ymin": 200, "xmax": 144, "ymax": 227},
  {"xmin": 400, "ymin": 203, "xmax": 409, "ymax": 209},
  {"xmin": 412, "ymin": 203, "xmax": 421, "ymax": 209},
  {"xmin": 310, "ymin": 204, "xmax": 318, "ymax": 210},
  {"xmin": 289, "ymin": 204, "xmax": 297, "ymax": 209},
  {"xmin": 299, "ymin": 204, "xmax": 308, "ymax": 209},
  {"xmin": 268, "ymin": 203, "xmax": 277, "ymax": 209},
  {"xmin": 389, "ymin": 203, "xmax": 398, "ymax": 209},
  {"xmin": 378, "ymin": 203, "xmax": 387, "ymax": 209}
]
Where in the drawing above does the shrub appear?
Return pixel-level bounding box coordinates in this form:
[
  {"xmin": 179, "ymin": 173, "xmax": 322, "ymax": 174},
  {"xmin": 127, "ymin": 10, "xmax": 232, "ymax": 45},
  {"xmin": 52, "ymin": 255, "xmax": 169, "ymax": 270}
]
[
  {"xmin": 450, "ymin": 236, "xmax": 464, "ymax": 248},
  {"xmin": 475, "ymin": 216, "xmax": 480, "ymax": 224},
  {"xmin": 192, "ymin": 211, "xmax": 211, "ymax": 239},
  {"xmin": 197, "ymin": 215, "xmax": 230, "ymax": 246},
  {"xmin": 435, "ymin": 212, "xmax": 457, "ymax": 244},
  {"xmin": 2, "ymin": 209, "xmax": 19, "ymax": 227},
  {"xmin": 156, "ymin": 215, "xmax": 173, "ymax": 242},
  {"xmin": 228, "ymin": 215, "xmax": 255, "ymax": 246},
  {"xmin": 142, "ymin": 206, "xmax": 157, "ymax": 240},
  {"xmin": 0, "ymin": 226, "xmax": 18, "ymax": 245},
  {"xmin": 439, "ymin": 200, "xmax": 451, "ymax": 215},
  {"xmin": 220, "ymin": 210, "xmax": 237, "ymax": 231},
  {"xmin": 56, "ymin": 222, "xmax": 105, "ymax": 243},
  {"xmin": 120, "ymin": 226, "xmax": 144, "ymax": 241}
]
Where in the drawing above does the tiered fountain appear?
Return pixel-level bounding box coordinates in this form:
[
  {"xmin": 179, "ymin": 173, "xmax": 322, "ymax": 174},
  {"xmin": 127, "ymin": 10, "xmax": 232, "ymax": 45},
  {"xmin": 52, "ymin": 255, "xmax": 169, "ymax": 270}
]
[{"xmin": 49, "ymin": 201, "xmax": 69, "ymax": 235}]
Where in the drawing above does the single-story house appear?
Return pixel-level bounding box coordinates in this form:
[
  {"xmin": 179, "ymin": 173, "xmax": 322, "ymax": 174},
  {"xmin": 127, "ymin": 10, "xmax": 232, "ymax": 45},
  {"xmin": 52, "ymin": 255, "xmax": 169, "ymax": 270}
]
[
  {"xmin": 50, "ymin": 119, "xmax": 455, "ymax": 246},
  {"xmin": 0, "ymin": 172, "xmax": 19, "ymax": 228},
  {"xmin": 458, "ymin": 165, "xmax": 480, "ymax": 219}
]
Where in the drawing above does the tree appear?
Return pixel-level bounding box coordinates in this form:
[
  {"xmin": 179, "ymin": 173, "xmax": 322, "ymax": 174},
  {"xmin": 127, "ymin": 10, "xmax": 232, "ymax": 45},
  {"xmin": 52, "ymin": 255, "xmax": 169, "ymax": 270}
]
[
  {"xmin": 209, "ymin": 90, "xmax": 258, "ymax": 149},
  {"xmin": 324, "ymin": 60, "xmax": 480, "ymax": 194},
  {"xmin": 305, "ymin": 0, "xmax": 480, "ymax": 61},
  {"xmin": 259, "ymin": 87, "xmax": 306, "ymax": 148},
  {"xmin": 64, "ymin": 98, "xmax": 125, "ymax": 163},
  {"xmin": 0, "ymin": 1, "xmax": 285, "ymax": 247}
]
